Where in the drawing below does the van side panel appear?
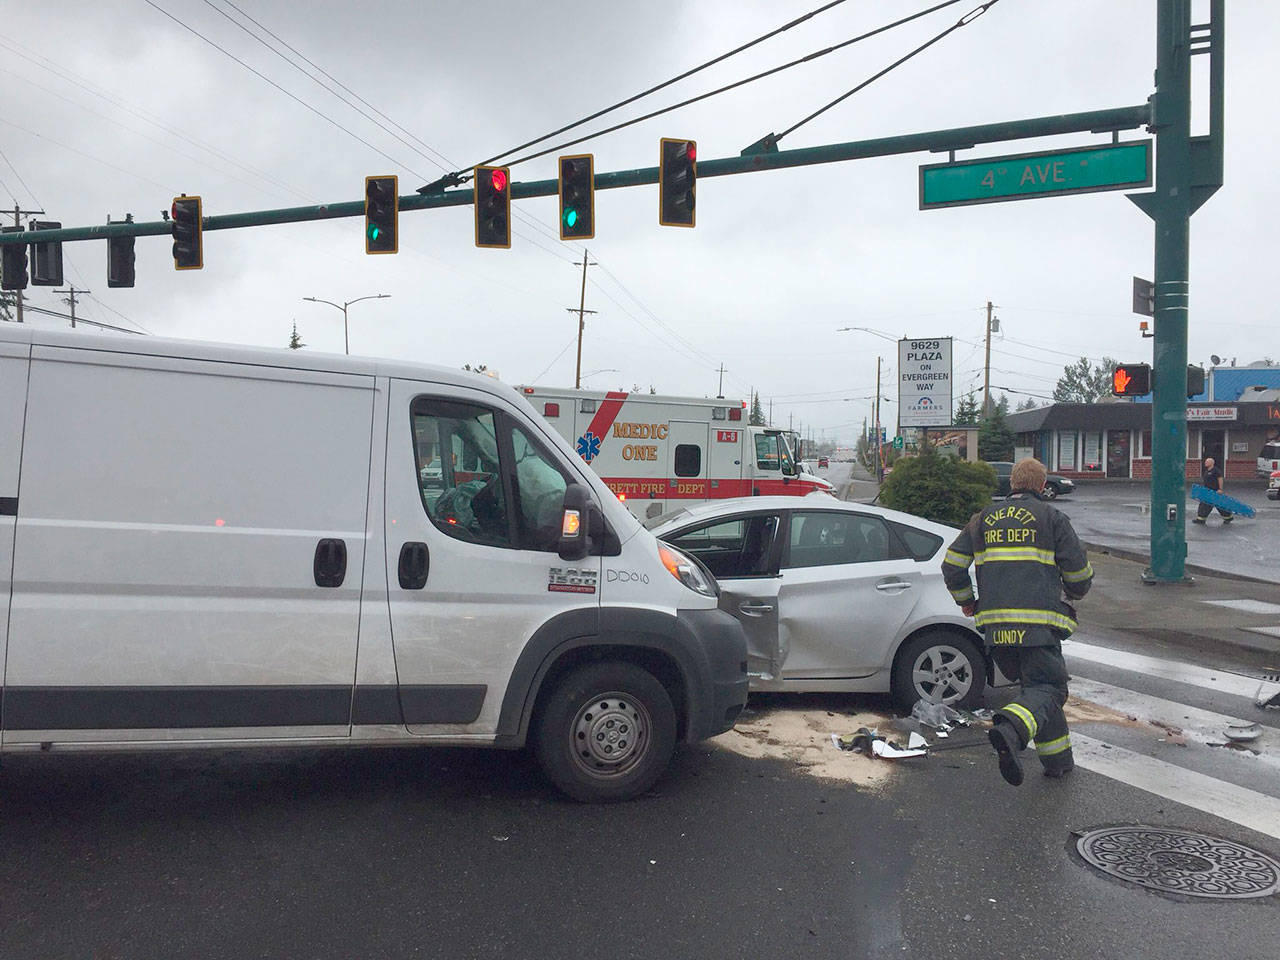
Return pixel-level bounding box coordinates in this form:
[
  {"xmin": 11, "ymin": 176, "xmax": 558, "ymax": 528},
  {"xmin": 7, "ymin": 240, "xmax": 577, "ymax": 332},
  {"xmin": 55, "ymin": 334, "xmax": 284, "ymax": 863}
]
[
  {"xmin": 0, "ymin": 342, "xmax": 32, "ymax": 741},
  {"xmin": 5, "ymin": 346, "xmax": 375, "ymax": 743}
]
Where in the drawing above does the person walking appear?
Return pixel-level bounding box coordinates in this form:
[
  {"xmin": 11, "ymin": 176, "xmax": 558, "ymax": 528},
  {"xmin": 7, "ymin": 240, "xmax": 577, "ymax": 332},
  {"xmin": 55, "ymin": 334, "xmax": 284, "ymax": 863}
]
[
  {"xmin": 941, "ymin": 458, "xmax": 1094, "ymax": 785},
  {"xmin": 1193, "ymin": 456, "xmax": 1232, "ymax": 524}
]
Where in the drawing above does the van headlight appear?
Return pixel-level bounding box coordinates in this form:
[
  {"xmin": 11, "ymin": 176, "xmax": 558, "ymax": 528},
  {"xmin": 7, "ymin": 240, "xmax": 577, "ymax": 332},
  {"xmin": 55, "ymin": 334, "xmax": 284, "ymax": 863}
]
[{"xmin": 658, "ymin": 544, "xmax": 718, "ymax": 598}]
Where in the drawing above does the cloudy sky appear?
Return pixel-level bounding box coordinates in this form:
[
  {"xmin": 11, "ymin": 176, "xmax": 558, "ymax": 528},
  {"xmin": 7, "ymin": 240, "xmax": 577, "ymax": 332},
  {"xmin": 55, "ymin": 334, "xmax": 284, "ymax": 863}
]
[{"xmin": 3, "ymin": 0, "xmax": 1274, "ymax": 446}]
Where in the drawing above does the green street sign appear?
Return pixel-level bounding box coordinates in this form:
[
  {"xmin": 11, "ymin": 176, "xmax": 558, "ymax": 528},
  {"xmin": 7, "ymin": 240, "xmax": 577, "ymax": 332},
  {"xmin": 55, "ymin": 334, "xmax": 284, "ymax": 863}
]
[
  {"xmin": 892, "ymin": 436, "xmax": 904, "ymax": 450},
  {"xmin": 919, "ymin": 140, "xmax": 1152, "ymax": 209}
]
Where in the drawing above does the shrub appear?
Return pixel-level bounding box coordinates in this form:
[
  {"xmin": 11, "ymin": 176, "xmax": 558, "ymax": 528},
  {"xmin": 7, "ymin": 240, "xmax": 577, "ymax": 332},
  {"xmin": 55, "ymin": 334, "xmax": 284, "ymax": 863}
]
[{"xmin": 879, "ymin": 446, "xmax": 996, "ymax": 526}]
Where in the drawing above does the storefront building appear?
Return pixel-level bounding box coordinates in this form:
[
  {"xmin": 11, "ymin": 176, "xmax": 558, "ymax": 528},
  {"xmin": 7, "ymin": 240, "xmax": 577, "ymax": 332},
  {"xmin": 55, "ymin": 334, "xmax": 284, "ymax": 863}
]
[{"xmin": 1005, "ymin": 400, "xmax": 1280, "ymax": 481}]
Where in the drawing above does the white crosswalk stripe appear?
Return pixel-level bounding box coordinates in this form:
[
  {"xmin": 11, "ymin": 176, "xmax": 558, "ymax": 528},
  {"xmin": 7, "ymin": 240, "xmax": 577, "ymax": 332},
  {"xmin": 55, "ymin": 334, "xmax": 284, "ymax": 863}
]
[{"xmin": 1047, "ymin": 639, "xmax": 1280, "ymax": 841}]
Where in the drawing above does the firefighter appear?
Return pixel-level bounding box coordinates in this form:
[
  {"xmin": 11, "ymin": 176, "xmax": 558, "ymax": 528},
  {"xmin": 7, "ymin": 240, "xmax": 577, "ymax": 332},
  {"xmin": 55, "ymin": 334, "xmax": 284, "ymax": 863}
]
[{"xmin": 941, "ymin": 458, "xmax": 1094, "ymax": 785}]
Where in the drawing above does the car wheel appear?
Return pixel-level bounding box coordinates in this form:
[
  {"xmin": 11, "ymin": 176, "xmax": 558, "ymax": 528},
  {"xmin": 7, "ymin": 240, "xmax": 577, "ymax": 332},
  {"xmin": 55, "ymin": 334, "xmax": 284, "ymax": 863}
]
[
  {"xmin": 533, "ymin": 662, "xmax": 676, "ymax": 803},
  {"xmin": 891, "ymin": 629, "xmax": 985, "ymax": 711},
  {"xmin": 1041, "ymin": 483, "xmax": 1059, "ymax": 500}
]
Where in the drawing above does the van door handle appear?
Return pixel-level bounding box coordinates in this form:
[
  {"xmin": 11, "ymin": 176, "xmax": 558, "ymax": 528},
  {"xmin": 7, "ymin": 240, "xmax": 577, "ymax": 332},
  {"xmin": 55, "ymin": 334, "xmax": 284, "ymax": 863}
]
[
  {"xmin": 398, "ymin": 541, "xmax": 430, "ymax": 590},
  {"xmin": 314, "ymin": 538, "xmax": 347, "ymax": 588},
  {"xmin": 739, "ymin": 600, "xmax": 775, "ymax": 616},
  {"xmin": 875, "ymin": 578, "xmax": 912, "ymax": 593}
]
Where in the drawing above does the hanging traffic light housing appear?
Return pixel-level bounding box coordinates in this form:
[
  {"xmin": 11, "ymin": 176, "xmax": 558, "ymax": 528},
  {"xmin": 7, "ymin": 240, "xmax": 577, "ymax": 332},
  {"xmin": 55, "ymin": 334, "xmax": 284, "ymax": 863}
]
[
  {"xmin": 1186, "ymin": 364, "xmax": 1206, "ymax": 399},
  {"xmin": 659, "ymin": 138, "xmax": 696, "ymax": 227},
  {"xmin": 475, "ymin": 165, "xmax": 511, "ymax": 249},
  {"xmin": 558, "ymin": 154, "xmax": 594, "ymax": 241},
  {"xmin": 107, "ymin": 235, "xmax": 136, "ymax": 288},
  {"xmin": 1, "ymin": 225, "xmax": 28, "ymax": 291},
  {"xmin": 171, "ymin": 196, "xmax": 203, "ymax": 270},
  {"xmin": 1112, "ymin": 362, "xmax": 1152, "ymax": 397},
  {"xmin": 365, "ymin": 175, "xmax": 398, "ymax": 254},
  {"xmin": 29, "ymin": 221, "xmax": 64, "ymax": 286}
]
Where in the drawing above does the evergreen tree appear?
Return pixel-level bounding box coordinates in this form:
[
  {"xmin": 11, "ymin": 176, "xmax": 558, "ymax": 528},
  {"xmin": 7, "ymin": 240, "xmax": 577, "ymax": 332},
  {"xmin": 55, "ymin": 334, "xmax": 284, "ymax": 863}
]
[
  {"xmin": 978, "ymin": 403, "xmax": 1015, "ymax": 461},
  {"xmin": 954, "ymin": 393, "xmax": 979, "ymax": 426},
  {"xmin": 749, "ymin": 392, "xmax": 767, "ymax": 425},
  {"xmin": 287, "ymin": 322, "xmax": 305, "ymax": 350},
  {"xmin": 1053, "ymin": 356, "xmax": 1122, "ymax": 402},
  {"xmin": 1016, "ymin": 397, "xmax": 1038, "ymax": 412}
]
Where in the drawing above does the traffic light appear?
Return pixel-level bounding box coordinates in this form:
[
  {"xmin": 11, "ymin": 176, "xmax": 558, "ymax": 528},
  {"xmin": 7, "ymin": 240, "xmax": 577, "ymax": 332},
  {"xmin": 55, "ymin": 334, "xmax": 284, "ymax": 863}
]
[
  {"xmin": 1112, "ymin": 362, "xmax": 1151, "ymax": 397},
  {"xmin": 474, "ymin": 165, "xmax": 511, "ymax": 249},
  {"xmin": 1, "ymin": 225, "xmax": 27, "ymax": 291},
  {"xmin": 365, "ymin": 175, "xmax": 398, "ymax": 254},
  {"xmin": 558, "ymin": 154, "xmax": 594, "ymax": 241},
  {"xmin": 171, "ymin": 196, "xmax": 203, "ymax": 270},
  {"xmin": 1186, "ymin": 365, "xmax": 1206, "ymax": 399},
  {"xmin": 108, "ymin": 236, "xmax": 136, "ymax": 288},
  {"xmin": 29, "ymin": 221, "xmax": 63, "ymax": 286},
  {"xmin": 659, "ymin": 138, "xmax": 696, "ymax": 227}
]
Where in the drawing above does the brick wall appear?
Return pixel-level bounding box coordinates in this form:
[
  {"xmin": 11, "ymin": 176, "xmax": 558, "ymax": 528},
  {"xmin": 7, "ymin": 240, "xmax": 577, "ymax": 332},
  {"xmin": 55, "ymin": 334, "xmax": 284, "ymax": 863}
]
[{"xmin": 1131, "ymin": 459, "xmax": 1256, "ymax": 480}]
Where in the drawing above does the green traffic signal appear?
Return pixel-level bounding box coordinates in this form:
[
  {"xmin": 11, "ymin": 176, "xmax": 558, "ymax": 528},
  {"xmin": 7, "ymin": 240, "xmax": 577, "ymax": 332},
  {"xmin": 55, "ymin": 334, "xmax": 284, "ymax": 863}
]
[
  {"xmin": 364, "ymin": 175, "xmax": 398, "ymax": 255},
  {"xmin": 564, "ymin": 209, "xmax": 579, "ymax": 229},
  {"xmin": 557, "ymin": 154, "xmax": 594, "ymax": 241}
]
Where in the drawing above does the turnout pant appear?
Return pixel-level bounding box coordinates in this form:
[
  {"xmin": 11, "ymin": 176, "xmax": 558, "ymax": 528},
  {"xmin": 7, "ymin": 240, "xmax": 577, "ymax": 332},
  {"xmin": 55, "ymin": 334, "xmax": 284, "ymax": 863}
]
[{"xmin": 990, "ymin": 643, "xmax": 1073, "ymax": 773}]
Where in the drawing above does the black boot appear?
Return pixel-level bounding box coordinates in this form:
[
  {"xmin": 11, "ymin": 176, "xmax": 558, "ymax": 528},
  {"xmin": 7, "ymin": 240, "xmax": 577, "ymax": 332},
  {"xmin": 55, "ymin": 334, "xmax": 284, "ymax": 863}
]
[{"xmin": 988, "ymin": 720, "xmax": 1024, "ymax": 786}]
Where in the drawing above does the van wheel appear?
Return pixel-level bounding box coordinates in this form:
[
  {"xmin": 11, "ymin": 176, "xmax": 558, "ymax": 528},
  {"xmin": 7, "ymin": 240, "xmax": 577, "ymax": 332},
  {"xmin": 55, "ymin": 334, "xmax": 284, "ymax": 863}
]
[
  {"xmin": 891, "ymin": 630, "xmax": 985, "ymax": 711},
  {"xmin": 533, "ymin": 662, "xmax": 676, "ymax": 803}
]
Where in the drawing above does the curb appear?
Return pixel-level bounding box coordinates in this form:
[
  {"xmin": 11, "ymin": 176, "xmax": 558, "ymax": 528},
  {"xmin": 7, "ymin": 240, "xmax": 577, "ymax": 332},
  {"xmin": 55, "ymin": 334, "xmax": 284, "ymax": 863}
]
[{"xmin": 1081, "ymin": 540, "xmax": 1279, "ymax": 588}]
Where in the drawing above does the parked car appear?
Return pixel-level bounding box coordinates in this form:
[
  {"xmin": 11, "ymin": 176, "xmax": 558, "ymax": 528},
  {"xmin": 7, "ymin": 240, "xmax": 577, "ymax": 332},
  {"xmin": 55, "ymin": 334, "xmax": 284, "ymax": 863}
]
[
  {"xmin": 817, "ymin": 456, "xmax": 830, "ymax": 468},
  {"xmin": 1258, "ymin": 441, "xmax": 1280, "ymax": 478},
  {"xmin": 987, "ymin": 461, "xmax": 1075, "ymax": 499},
  {"xmin": 647, "ymin": 496, "xmax": 986, "ymax": 709}
]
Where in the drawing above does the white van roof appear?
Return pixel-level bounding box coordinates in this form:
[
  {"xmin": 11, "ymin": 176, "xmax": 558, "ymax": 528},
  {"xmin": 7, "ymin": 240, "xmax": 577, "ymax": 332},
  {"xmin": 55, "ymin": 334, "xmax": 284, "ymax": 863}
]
[{"xmin": 0, "ymin": 323, "xmax": 513, "ymax": 399}]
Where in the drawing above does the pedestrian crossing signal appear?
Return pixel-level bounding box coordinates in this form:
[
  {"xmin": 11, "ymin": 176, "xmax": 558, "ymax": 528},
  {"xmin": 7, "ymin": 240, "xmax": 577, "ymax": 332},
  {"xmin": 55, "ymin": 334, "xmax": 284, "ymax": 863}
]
[{"xmin": 1112, "ymin": 363, "xmax": 1151, "ymax": 397}]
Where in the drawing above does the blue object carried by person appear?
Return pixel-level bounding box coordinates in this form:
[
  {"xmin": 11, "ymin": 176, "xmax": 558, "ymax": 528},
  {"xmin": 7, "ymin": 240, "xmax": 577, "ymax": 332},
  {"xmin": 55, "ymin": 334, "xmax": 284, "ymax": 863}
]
[{"xmin": 1190, "ymin": 484, "xmax": 1256, "ymax": 518}]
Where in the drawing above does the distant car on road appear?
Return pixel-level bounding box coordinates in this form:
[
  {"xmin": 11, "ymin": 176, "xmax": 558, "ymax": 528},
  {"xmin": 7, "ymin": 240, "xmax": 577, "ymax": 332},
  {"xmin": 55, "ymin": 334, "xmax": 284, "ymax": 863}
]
[
  {"xmin": 648, "ymin": 496, "xmax": 986, "ymax": 709},
  {"xmin": 817, "ymin": 456, "xmax": 830, "ymax": 468},
  {"xmin": 987, "ymin": 461, "xmax": 1075, "ymax": 500}
]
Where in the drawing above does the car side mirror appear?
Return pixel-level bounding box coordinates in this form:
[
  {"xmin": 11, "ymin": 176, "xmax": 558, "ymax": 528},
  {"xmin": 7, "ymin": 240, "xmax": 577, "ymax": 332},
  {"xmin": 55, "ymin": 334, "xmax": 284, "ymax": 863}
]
[{"xmin": 558, "ymin": 484, "xmax": 598, "ymax": 561}]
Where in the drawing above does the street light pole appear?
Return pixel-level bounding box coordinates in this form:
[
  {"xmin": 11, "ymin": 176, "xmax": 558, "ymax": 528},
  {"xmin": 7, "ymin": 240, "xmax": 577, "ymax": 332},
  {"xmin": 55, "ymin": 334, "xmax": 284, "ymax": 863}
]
[{"xmin": 302, "ymin": 294, "xmax": 391, "ymax": 355}]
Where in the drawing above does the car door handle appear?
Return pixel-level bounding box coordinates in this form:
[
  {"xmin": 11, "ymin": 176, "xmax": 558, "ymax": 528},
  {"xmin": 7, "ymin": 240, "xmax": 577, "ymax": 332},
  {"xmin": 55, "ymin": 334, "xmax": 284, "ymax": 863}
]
[
  {"xmin": 875, "ymin": 578, "xmax": 912, "ymax": 593},
  {"xmin": 738, "ymin": 601, "xmax": 775, "ymax": 616},
  {"xmin": 313, "ymin": 538, "xmax": 347, "ymax": 588},
  {"xmin": 398, "ymin": 541, "xmax": 430, "ymax": 590}
]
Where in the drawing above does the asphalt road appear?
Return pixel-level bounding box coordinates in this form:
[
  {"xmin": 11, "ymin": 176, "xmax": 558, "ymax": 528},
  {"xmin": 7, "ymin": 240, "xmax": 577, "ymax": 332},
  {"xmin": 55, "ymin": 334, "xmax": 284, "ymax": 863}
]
[{"xmin": 2, "ymin": 634, "xmax": 1277, "ymax": 960}]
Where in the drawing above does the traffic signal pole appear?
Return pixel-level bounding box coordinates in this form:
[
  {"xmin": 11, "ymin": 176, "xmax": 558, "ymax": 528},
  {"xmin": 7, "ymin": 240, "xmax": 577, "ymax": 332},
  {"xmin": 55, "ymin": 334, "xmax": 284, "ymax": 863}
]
[{"xmin": 1129, "ymin": 0, "xmax": 1224, "ymax": 583}]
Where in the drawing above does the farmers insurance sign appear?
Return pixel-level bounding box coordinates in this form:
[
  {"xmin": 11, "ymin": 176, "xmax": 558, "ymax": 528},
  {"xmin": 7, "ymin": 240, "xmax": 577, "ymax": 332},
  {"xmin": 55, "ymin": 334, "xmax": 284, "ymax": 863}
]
[{"xmin": 898, "ymin": 337, "xmax": 953, "ymax": 427}]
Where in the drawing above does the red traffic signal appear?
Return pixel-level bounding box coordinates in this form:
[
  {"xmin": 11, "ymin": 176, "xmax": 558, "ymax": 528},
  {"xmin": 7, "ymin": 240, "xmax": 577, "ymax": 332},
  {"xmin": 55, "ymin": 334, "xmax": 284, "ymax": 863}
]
[
  {"xmin": 659, "ymin": 138, "xmax": 696, "ymax": 227},
  {"xmin": 1112, "ymin": 362, "xmax": 1151, "ymax": 397},
  {"xmin": 474, "ymin": 165, "xmax": 511, "ymax": 249}
]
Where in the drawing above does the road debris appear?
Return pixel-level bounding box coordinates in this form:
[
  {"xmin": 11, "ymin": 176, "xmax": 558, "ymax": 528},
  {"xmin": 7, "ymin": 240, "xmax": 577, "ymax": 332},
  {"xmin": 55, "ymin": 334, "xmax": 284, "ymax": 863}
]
[{"xmin": 1223, "ymin": 722, "xmax": 1262, "ymax": 742}]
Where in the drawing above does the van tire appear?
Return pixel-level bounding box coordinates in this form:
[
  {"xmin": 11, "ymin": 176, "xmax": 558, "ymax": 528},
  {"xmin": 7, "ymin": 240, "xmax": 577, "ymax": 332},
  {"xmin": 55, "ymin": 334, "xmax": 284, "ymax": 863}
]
[
  {"xmin": 890, "ymin": 629, "xmax": 985, "ymax": 711},
  {"xmin": 533, "ymin": 662, "xmax": 677, "ymax": 803}
]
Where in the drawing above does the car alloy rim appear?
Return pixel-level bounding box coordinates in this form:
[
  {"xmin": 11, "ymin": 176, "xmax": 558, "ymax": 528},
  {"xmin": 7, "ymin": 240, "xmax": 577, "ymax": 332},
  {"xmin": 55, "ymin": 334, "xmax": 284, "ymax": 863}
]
[
  {"xmin": 911, "ymin": 643, "xmax": 974, "ymax": 704},
  {"xmin": 569, "ymin": 691, "xmax": 651, "ymax": 779}
]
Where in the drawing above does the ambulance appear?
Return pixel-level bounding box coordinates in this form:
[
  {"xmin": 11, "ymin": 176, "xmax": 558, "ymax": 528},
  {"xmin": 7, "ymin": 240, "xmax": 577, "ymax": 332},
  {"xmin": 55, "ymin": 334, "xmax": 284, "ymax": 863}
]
[{"xmin": 520, "ymin": 387, "xmax": 835, "ymax": 520}]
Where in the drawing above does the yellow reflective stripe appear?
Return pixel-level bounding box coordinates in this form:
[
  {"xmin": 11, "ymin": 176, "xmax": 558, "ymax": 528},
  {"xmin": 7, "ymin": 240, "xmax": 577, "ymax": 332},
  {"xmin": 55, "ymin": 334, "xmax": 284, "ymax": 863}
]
[
  {"xmin": 944, "ymin": 549, "xmax": 972, "ymax": 567},
  {"xmin": 1036, "ymin": 734, "xmax": 1072, "ymax": 756},
  {"xmin": 948, "ymin": 585, "xmax": 975, "ymax": 601},
  {"xmin": 1062, "ymin": 563, "xmax": 1094, "ymax": 583},
  {"xmin": 1003, "ymin": 703, "xmax": 1038, "ymax": 740},
  {"xmin": 973, "ymin": 547, "xmax": 1056, "ymax": 566},
  {"xmin": 974, "ymin": 608, "xmax": 1078, "ymax": 632}
]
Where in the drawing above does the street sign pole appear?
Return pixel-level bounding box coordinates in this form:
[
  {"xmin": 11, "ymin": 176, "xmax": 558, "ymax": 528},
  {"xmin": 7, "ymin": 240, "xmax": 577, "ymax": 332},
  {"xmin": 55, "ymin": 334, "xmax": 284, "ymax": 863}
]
[{"xmin": 1130, "ymin": 0, "xmax": 1224, "ymax": 583}]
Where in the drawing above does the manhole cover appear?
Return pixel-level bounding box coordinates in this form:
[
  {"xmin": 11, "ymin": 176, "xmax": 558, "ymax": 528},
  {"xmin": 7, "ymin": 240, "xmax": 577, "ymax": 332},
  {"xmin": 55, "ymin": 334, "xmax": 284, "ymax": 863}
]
[{"xmin": 1075, "ymin": 826, "xmax": 1280, "ymax": 900}]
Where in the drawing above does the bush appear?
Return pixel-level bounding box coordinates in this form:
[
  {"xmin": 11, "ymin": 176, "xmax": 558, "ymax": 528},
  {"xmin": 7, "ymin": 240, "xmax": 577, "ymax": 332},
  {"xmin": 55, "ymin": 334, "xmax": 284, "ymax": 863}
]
[{"xmin": 879, "ymin": 446, "xmax": 995, "ymax": 526}]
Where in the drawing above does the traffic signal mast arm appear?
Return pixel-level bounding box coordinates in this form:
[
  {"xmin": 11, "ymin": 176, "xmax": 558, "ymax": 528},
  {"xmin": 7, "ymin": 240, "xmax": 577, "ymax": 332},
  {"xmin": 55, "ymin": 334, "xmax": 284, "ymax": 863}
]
[{"xmin": 0, "ymin": 104, "xmax": 1151, "ymax": 249}]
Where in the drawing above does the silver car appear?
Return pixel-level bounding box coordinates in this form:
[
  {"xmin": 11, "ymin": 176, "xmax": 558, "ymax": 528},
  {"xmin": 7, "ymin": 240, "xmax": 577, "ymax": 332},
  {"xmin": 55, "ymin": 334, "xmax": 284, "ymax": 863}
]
[{"xmin": 648, "ymin": 496, "xmax": 986, "ymax": 709}]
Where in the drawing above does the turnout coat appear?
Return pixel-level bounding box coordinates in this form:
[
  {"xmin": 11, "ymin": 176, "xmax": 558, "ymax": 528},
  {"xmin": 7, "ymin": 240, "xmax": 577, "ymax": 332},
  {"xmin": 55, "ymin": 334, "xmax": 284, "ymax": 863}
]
[{"xmin": 941, "ymin": 492, "xmax": 1094, "ymax": 647}]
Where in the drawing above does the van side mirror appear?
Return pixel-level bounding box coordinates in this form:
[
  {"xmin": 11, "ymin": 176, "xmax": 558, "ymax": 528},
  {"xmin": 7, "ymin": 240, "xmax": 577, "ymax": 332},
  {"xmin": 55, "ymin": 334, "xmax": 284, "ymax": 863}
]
[{"xmin": 558, "ymin": 484, "xmax": 595, "ymax": 561}]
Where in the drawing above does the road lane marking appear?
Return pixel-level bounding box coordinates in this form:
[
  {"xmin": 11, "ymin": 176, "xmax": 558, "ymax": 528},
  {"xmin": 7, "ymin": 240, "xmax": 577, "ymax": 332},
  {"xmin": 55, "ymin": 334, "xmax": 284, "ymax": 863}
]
[
  {"xmin": 1065, "ymin": 640, "xmax": 1263, "ymax": 700},
  {"xmin": 1073, "ymin": 734, "xmax": 1280, "ymax": 841},
  {"xmin": 1069, "ymin": 677, "xmax": 1280, "ymax": 768},
  {"xmin": 1200, "ymin": 598, "xmax": 1280, "ymax": 615}
]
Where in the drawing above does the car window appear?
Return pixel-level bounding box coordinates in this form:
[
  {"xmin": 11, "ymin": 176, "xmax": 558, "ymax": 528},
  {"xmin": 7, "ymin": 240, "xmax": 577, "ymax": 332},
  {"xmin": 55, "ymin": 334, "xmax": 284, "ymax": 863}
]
[
  {"xmin": 411, "ymin": 398, "xmax": 511, "ymax": 548},
  {"xmin": 755, "ymin": 434, "xmax": 780, "ymax": 471},
  {"xmin": 508, "ymin": 421, "xmax": 571, "ymax": 552},
  {"xmin": 888, "ymin": 520, "xmax": 944, "ymax": 561},
  {"xmin": 786, "ymin": 511, "xmax": 891, "ymax": 568},
  {"xmin": 666, "ymin": 514, "xmax": 780, "ymax": 578}
]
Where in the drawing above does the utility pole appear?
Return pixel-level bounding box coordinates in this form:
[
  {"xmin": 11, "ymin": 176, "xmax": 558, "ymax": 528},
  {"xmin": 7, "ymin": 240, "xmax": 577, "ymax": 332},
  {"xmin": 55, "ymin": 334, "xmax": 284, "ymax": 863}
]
[
  {"xmin": 715, "ymin": 362, "xmax": 726, "ymax": 398},
  {"xmin": 875, "ymin": 356, "xmax": 883, "ymax": 483},
  {"xmin": 982, "ymin": 300, "xmax": 994, "ymax": 417},
  {"xmin": 53, "ymin": 283, "xmax": 88, "ymax": 328},
  {"xmin": 568, "ymin": 249, "xmax": 597, "ymax": 388},
  {"xmin": 6, "ymin": 203, "xmax": 43, "ymax": 324}
]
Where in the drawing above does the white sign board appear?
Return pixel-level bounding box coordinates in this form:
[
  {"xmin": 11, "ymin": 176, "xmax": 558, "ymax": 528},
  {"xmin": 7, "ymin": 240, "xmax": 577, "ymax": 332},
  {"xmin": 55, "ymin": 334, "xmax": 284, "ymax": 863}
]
[
  {"xmin": 1186, "ymin": 406, "xmax": 1237, "ymax": 421},
  {"xmin": 898, "ymin": 337, "xmax": 953, "ymax": 428}
]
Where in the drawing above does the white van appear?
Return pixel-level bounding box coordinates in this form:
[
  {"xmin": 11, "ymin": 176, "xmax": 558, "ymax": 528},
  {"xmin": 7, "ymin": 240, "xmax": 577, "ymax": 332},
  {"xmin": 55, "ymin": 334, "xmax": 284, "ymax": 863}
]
[
  {"xmin": 1257, "ymin": 441, "xmax": 1280, "ymax": 478},
  {"xmin": 0, "ymin": 326, "xmax": 748, "ymax": 802}
]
